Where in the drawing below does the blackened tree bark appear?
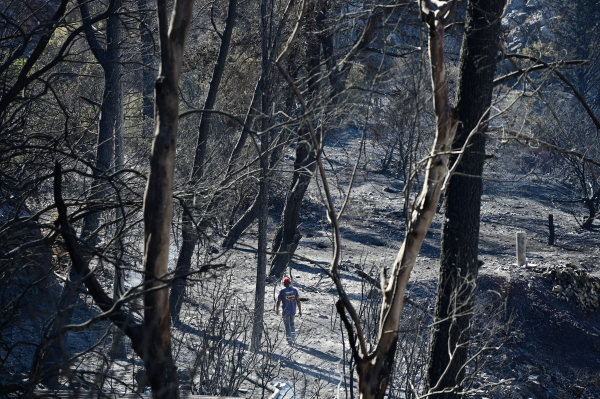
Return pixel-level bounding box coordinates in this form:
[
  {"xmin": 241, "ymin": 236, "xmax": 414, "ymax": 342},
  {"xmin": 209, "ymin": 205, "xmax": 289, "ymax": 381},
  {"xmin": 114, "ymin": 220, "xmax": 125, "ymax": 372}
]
[
  {"xmin": 268, "ymin": 3, "xmax": 321, "ymax": 279},
  {"xmin": 423, "ymin": 0, "xmax": 506, "ymax": 397},
  {"xmin": 250, "ymin": 0, "xmax": 272, "ymax": 351},
  {"xmin": 79, "ymin": 0, "xmax": 123, "ymax": 244},
  {"xmin": 138, "ymin": 0, "xmax": 156, "ymax": 138},
  {"xmin": 169, "ymin": 0, "xmax": 237, "ymax": 323},
  {"xmin": 40, "ymin": 0, "xmax": 124, "ymax": 381},
  {"xmin": 141, "ymin": 0, "xmax": 195, "ymax": 395},
  {"xmin": 268, "ymin": 0, "xmax": 396, "ymax": 279}
]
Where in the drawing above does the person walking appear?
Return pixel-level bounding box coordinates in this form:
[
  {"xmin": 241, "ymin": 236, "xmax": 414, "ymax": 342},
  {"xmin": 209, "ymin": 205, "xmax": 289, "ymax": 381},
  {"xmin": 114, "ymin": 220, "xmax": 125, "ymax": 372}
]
[{"xmin": 276, "ymin": 277, "xmax": 302, "ymax": 345}]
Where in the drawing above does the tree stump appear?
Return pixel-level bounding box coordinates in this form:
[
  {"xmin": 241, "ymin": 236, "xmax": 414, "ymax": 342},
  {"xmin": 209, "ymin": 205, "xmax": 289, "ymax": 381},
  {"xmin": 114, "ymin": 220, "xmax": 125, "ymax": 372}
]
[
  {"xmin": 548, "ymin": 214, "xmax": 555, "ymax": 245},
  {"xmin": 516, "ymin": 231, "xmax": 526, "ymax": 266}
]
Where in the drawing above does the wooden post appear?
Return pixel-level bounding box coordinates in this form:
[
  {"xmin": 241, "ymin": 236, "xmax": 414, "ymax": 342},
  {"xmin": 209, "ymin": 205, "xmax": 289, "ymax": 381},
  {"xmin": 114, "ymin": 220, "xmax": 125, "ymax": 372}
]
[
  {"xmin": 548, "ymin": 214, "xmax": 555, "ymax": 245},
  {"xmin": 516, "ymin": 231, "xmax": 526, "ymax": 266}
]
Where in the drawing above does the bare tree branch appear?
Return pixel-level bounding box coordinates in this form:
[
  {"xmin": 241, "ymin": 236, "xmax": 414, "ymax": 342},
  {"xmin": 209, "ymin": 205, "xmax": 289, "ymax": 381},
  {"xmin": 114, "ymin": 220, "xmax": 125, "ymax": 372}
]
[
  {"xmin": 488, "ymin": 126, "xmax": 600, "ymax": 167},
  {"xmin": 493, "ymin": 59, "xmax": 587, "ymax": 86},
  {"xmin": 53, "ymin": 163, "xmax": 143, "ymax": 342}
]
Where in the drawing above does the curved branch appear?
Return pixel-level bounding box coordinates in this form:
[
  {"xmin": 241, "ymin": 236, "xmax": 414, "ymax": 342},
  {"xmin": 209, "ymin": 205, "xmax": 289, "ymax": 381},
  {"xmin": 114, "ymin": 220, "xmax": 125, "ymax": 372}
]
[
  {"xmin": 275, "ymin": 1, "xmax": 368, "ymax": 358},
  {"xmin": 53, "ymin": 163, "xmax": 142, "ymax": 343}
]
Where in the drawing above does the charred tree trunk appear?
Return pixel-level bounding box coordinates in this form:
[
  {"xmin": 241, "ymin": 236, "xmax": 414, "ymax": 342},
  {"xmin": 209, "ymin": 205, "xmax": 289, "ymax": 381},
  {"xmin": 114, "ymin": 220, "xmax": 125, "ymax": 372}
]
[
  {"xmin": 41, "ymin": 0, "xmax": 123, "ymax": 380},
  {"xmin": 169, "ymin": 0, "xmax": 237, "ymax": 324},
  {"xmin": 251, "ymin": 0, "xmax": 271, "ymax": 350},
  {"xmin": 423, "ymin": 0, "xmax": 506, "ymax": 397},
  {"xmin": 78, "ymin": 0, "xmax": 123, "ymax": 244},
  {"xmin": 269, "ymin": 6, "xmax": 321, "ymax": 279},
  {"xmin": 220, "ymin": 56, "xmax": 297, "ymax": 250},
  {"xmin": 581, "ymin": 188, "xmax": 599, "ymax": 229},
  {"xmin": 140, "ymin": 0, "xmax": 195, "ymax": 396}
]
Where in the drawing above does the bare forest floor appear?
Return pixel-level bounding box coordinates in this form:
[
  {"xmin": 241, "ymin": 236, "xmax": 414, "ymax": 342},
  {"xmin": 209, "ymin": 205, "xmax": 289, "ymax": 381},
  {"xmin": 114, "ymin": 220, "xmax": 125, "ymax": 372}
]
[{"xmin": 39, "ymin": 129, "xmax": 600, "ymax": 399}]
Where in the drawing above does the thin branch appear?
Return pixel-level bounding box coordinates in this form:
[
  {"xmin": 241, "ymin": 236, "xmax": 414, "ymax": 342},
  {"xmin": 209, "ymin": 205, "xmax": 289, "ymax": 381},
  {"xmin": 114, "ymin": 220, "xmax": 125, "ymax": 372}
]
[
  {"xmin": 210, "ymin": 2, "xmax": 224, "ymax": 40},
  {"xmin": 493, "ymin": 60, "xmax": 587, "ymax": 86},
  {"xmin": 275, "ymin": 0, "xmax": 368, "ymax": 357},
  {"xmin": 500, "ymin": 54, "xmax": 599, "ymax": 133},
  {"xmin": 488, "ymin": 126, "xmax": 600, "ymax": 167}
]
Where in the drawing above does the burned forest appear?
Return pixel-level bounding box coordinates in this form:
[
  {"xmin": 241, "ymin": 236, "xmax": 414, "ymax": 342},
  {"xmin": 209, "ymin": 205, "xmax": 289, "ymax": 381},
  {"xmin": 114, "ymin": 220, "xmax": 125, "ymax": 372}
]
[{"xmin": 1, "ymin": 0, "xmax": 600, "ymax": 398}]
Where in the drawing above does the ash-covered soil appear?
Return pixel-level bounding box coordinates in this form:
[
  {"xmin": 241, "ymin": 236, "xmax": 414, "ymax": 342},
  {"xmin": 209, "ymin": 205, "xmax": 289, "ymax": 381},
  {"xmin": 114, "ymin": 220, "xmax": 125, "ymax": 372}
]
[
  {"xmin": 24, "ymin": 132, "xmax": 600, "ymax": 399},
  {"xmin": 199, "ymin": 159, "xmax": 600, "ymax": 398}
]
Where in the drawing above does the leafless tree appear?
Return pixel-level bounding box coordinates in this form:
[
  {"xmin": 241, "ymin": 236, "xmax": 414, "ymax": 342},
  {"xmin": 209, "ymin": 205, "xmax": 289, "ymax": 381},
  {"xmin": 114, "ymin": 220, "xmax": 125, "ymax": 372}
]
[{"xmin": 274, "ymin": 1, "xmax": 459, "ymax": 397}]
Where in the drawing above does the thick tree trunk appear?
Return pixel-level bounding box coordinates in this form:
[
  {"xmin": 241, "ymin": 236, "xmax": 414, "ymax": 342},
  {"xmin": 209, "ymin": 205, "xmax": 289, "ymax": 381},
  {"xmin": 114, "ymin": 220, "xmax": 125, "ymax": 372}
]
[
  {"xmin": 140, "ymin": 0, "xmax": 195, "ymax": 397},
  {"xmin": 79, "ymin": 0, "xmax": 122, "ymax": 244},
  {"xmin": 582, "ymin": 197, "xmax": 596, "ymax": 229},
  {"xmin": 80, "ymin": 60, "xmax": 120, "ymax": 243},
  {"xmin": 169, "ymin": 0, "xmax": 237, "ymax": 324},
  {"xmin": 169, "ymin": 212, "xmax": 196, "ymax": 323},
  {"xmin": 268, "ymin": 154, "xmax": 315, "ymax": 278},
  {"xmin": 423, "ymin": 1, "xmax": 506, "ymax": 397}
]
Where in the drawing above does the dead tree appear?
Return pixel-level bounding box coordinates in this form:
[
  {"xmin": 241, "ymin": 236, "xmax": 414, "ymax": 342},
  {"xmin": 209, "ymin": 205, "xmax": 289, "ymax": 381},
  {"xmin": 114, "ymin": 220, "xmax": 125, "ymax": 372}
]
[
  {"xmin": 40, "ymin": 0, "xmax": 196, "ymax": 397},
  {"xmin": 275, "ymin": 1, "xmax": 458, "ymax": 397},
  {"xmin": 139, "ymin": 0, "xmax": 195, "ymax": 395},
  {"xmin": 268, "ymin": 0, "xmax": 397, "ymax": 279},
  {"xmin": 78, "ymin": 0, "xmax": 124, "ymax": 244},
  {"xmin": 40, "ymin": 0, "xmax": 125, "ymax": 381},
  {"xmin": 169, "ymin": 0, "xmax": 238, "ymax": 324},
  {"xmin": 269, "ymin": 1, "xmax": 322, "ymax": 279},
  {"xmin": 423, "ymin": 0, "xmax": 506, "ymax": 397}
]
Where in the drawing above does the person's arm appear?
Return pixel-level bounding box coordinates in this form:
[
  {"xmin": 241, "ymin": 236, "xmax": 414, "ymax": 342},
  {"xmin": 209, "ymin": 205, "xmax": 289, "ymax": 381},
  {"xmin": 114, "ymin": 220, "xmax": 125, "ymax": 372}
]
[
  {"xmin": 276, "ymin": 298, "xmax": 281, "ymax": 315},
  {"xmin": 296, "ymin": 296, "xmax": 302, "ymax": 316}
]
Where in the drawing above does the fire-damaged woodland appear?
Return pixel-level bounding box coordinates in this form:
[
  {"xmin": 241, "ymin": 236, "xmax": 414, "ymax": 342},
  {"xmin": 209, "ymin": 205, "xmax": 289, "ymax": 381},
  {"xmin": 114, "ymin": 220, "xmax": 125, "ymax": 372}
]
[{"xmin": 1, "ymin": 0, "xmax": 600, "ymax": 398}]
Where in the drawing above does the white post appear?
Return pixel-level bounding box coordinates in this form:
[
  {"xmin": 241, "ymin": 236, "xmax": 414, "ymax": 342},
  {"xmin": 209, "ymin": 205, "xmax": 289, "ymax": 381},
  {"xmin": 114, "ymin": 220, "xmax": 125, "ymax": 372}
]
[{"xmin": 516, "ymin": 231, "xmax": 526, "ymax": 266}]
